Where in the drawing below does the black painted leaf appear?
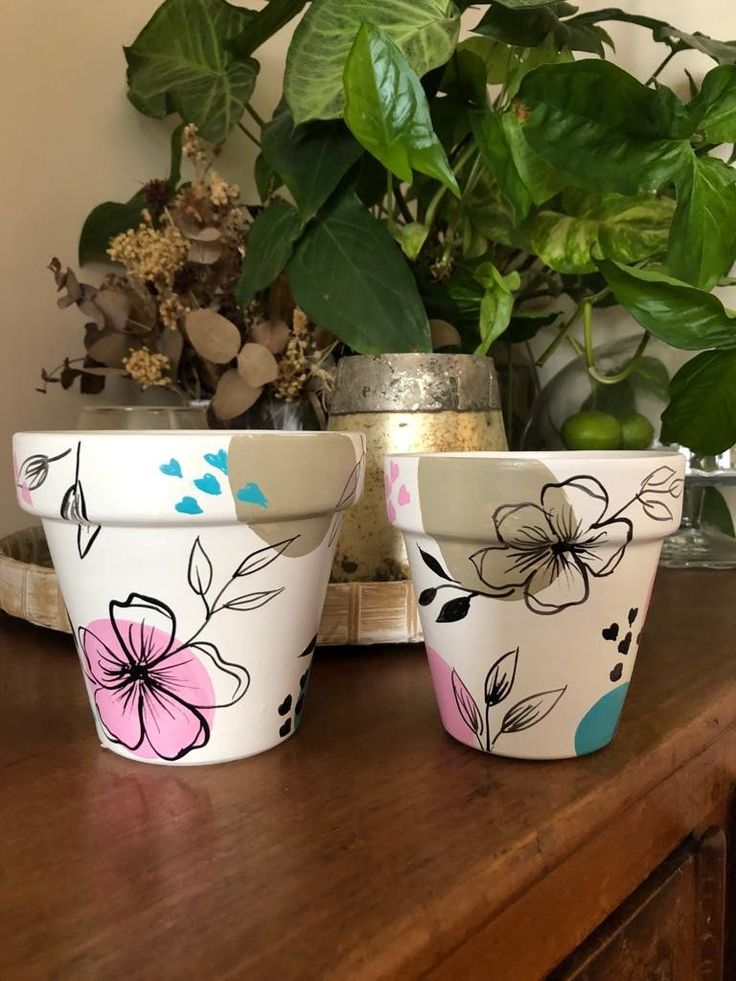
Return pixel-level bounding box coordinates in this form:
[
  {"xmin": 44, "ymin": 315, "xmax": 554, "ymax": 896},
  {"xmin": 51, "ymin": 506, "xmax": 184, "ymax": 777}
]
[
  {"xmin": 500, "ymin": 687, "xmax": 567, "ymax": 735},
  {"xmin": 77, "ymin": 522, "xmax": 102, "ymax": 561},
  {"xmin": 217, "ymin": 587, "xmax": 285, "ymax": 612},
  {"xmin": 234, "ymin": 537, "xmax": 298, "ymax": 576},
  {"xmin": 335, "ymin": 458, "xmax": 363, "ymax": 509},
  {"xmin": 299, "ymin": 634, "xmax": 318, "ymax": 658},
  {"xmin": 437, "ymin": 595, "xmax": 472, "ymax": 623},
  {"xmin": 451, "ymin": 670, "xmax": 482, "ymax": 736},
  {"xmin": 61, "ymin": 479, "xmax": 102, "ymax": 559},
  {"xmin": 418, "ymin": 546, "xmax": 454, "ymax": 582},
  {"xmin": 639, "ymin": 496, "xmax": 674, "ymax": 521},
  {"xmin": 188, "ymin": 537, "xmax": 213, "ymax": 597},
  {"xmin": 418, "ymin": 587, "xmax": 437, "ymax": 606},
  {"xmin": 17, "ymin": 455, "xmax": 51, "ymax": 491},
  {"xmin": 484, "ymin": 648, "xmax": 518, "ymax": 706},
  {"xmin": 190, "ymin": 642, "xmax": 250, "ymax": 706},
  {"xmin": 640, "ymin": 465, "xmax": 676, "ymax": 490},
  {"xmin": 279, "ymin": 718, "xmax": 292, "ymax": 738}
]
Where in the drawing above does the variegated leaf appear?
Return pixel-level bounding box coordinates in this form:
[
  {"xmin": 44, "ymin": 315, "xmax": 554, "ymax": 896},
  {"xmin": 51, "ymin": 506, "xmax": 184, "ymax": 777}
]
[{"xmin": 285, "ymin": 0, "xmax": 460, "ymax": 123}]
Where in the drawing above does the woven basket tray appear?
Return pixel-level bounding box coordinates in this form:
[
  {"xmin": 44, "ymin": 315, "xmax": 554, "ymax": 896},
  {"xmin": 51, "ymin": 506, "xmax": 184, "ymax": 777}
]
[{"xmin": 0, "ymin": 527, "xmax": 423, "ymax": 647}]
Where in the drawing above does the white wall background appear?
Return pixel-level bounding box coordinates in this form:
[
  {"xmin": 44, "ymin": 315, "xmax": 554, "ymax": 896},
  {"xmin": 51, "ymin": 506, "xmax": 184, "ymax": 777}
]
[{"xmin": 2, "ymin": 0, "xmax": 735, "ymax": 531}]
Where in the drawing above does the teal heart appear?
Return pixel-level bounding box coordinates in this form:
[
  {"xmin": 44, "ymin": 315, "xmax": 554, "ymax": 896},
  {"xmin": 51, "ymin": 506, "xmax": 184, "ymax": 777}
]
[
  {"xmin": 175, "ymin": 496, "xmax": 203, "ymax": 515},
  {"xmin": 204, "ymin": 450, "xmax": 228, "ymax": 475},
  {"xmin": 236, "ymin": 482, "xmax": 269, "ymax": 509},
  {"xmin": 194, "ymin": 473, "xmax": 221, "ymax": 496},
  {"xmin": 160, "ymin": 459, "xmax": 182, "ymax": 478}
]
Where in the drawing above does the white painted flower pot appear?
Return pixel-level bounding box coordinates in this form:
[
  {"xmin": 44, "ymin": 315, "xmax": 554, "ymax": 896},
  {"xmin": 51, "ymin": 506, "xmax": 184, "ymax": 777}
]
[
  {"xmin": 385, "ymin": 451, "xmax": 685, "ymax": 760},
  {"xmin": 13, "ymin": 430, "xmax": 364, "ymax": 765}
]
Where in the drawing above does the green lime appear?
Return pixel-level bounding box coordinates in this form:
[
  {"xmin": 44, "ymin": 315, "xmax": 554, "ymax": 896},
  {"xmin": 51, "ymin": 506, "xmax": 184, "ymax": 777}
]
[
  {"xmin": 619, "ymin": 412, "xmax": 655, "ymax": 450},
  {"xmin": 561, "ymin": 411, "xmax": 622, "ymax": 450}
]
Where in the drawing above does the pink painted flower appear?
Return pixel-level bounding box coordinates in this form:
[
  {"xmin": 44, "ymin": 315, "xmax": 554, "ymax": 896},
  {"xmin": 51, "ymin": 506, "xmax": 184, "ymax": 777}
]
[{"xmin": 79, "ymin": 594, "xmax": 248, "ymax": 761}]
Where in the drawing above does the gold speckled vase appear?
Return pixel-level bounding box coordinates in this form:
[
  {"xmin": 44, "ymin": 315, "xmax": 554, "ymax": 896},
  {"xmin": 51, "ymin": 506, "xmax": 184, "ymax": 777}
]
[{"xmin": 328, "ymin": 354, "xmax": 507, "ymax": 582}]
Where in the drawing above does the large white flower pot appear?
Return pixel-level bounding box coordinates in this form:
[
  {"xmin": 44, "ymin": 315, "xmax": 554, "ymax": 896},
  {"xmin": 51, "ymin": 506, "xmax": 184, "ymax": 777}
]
[
  {"xmin": 13, "ymin": 430, "xmax": 364, "ymax": 765},
  {"xmin": 385, "ymin": 451, "xmax": 685, "ymax": 760}
]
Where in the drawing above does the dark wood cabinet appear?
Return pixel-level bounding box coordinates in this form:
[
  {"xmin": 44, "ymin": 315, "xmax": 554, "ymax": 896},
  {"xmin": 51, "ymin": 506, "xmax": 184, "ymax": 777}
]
[
  {"xmin": 552, "ymin": 829, "xmax": 727, "ymax": 980},
  {"xmin": 1, "ymin": 569, "xmax": 735, "ymax": 979}
]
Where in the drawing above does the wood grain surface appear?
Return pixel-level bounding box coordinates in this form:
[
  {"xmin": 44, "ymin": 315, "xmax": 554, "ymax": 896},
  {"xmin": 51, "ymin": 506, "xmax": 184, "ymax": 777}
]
[{"xmin": 0, "ymin": 570, "xmax": 734, "ymax": 980}]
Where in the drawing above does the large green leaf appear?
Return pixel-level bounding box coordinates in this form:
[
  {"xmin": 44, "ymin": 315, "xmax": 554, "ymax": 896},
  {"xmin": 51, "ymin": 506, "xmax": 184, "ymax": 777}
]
[
  {"xmin": 79, "ymin": 192, "xmax": 146, "ymax": 266},
  {"xmin": 517, "ymin": 61, "xmax": 691, "ymax": 195},
  {"xmin": 474, "ymin": 4, "xmax": 612, "ymax": 55},
  {"xmin": 125, "ymin": 0, "xmax": 259, "ymax": 144},
  {"xmin": 227, "ymin": 0, "xmax": 307, "ymax": 58},
  {"xmin": 471, "ymin": 111, "xmax": 532, "ymax": 221},
  {"xmin": 261, "ymin": 110, "xmax": 362, "ymax": 218},
  {"xmin": 597, "ymin": 260, "xmax": 736, "ymax": 350},
  {"xmin": 287, "ymin": 194, "xmax": 431, "ymax": 353},
  {"xmin": 669, "ymin": 156, "xmax": 736, "ymax": 290},
  {"xmin": 702, "ymin": 488, "xmax": 736, "ymax": 537},
  {"xmin": 687, "ymin": 65, "xmax": 736, "ymax": 144},
  {"xmin": 494, "ymin": 0, "xmax": 560, "ymax": 7},
  {"xmin": 526, "ymin": 190, "xmax": 675, "ymax": 275},
  {"xmin": 284, "ymin": 0, "xmax": 460, "ymax": 124},
  {"xmin": 459, "ymin": 171, "xmax": 518, "ymax": 251},
  {"xmin": 501, "ymin": 111, "xmax": 567, "ymax": 205},
  {"xmin": 236, "ymin": 202, "xmax": 304, "ymax": 305},
  {"xmin": 344, "ymin": 25, "xmax": 458, "ymax": 194},
  {"xmin": 661, "ymin": 350, "xmax": 736, "ymax": 455},
  {"xmin": 564, "ymin": 10, "xmax": 736, "ymax": 66},
  {"xmin": 474, "ymin": 263, "xmax": 520, "ymax": 354}
]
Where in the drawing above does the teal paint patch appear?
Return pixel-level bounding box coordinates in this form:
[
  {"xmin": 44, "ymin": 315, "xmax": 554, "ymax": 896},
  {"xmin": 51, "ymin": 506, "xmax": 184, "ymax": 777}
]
[
  {"xmin": 160, "ymin": 459, "xmax": 182, "ymax": 478},
  {"xmin": 204, "ymin": 450, "xmax": 228, "ymax": 475},
  {"xmin": 575, "ymin": 683, "xmax": 630, "ymax": 756},
  {"xmin": 175, "ymin": 496, "xmax": 203, "ymax": 515},
  {"xmin": 194, "ymin": 473, "xmax": 222, "ymax": 496},
  {"xmin": 236, "ymin": 482, "xmax": 269, "ymax": 508}
]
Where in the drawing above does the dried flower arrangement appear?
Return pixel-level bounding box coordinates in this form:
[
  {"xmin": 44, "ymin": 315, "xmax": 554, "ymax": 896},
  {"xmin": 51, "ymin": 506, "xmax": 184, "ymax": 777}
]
[{"xmin": 41, "ymin": 124, "xmax": 336, "ymax": 425}]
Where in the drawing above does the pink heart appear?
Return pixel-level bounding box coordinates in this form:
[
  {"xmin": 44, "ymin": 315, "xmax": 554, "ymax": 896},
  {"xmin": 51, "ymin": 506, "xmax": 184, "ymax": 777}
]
[
  {"xmin": 387, "ymin": 500, "xmax": 397, "ymax": 524},
  {"xmin": 389, "ymin": 462, "xmax": 400, "ymax": 483},
  {"xmin": 397, "ymin": 484, "xmax": 411, "ymax": 507}
]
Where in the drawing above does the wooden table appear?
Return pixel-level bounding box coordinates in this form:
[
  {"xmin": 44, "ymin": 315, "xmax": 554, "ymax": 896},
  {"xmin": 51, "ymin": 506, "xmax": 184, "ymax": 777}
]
[{"xmin": 1, "ymin": 570, "xmax": 735, "ymax": 980}]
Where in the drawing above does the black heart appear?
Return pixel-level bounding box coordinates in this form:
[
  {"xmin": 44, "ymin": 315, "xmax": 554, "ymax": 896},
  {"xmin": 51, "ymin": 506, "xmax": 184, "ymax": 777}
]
[
  {"xmin": 610, "ymin": 663, "xmax": 624, "ymax": 683},
  {"xmin": 618, "ymin": 632, "xmax": 632, "ymax": 656},
  {"xmin": 279, "ymin": 718, "xmax": 292, "ymax": 739},
  {"xmin": 602, "ymin": 623, "xmax": 619, "ymax": 642},
  {"xmin": 628, "ymin": 607, "xmax": 639, "ymax": 626},
  {"xmin": 278, "ymin": 695, "xmax": 292, "ymax": 716}
]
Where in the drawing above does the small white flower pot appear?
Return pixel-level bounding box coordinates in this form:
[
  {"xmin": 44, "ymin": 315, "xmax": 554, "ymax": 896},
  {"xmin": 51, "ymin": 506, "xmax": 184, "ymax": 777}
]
[
  {"xmin": 385, "ymin": 451, "xmax": 685, "ymax": 759},
  {"xmin": 13, "ymin": 430, "xmax": 364, "ymax": 765}
]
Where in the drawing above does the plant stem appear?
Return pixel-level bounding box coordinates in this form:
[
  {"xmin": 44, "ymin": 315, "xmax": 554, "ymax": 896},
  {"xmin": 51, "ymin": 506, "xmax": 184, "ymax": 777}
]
[
  {"xmin": 238, "ymin": 122, "xmax": 261, "ymax": 148},
  {"xmin": 393, "ymin": 184, "xmax": 414, "ymax": 224},
  {"xmin": 425, "ymin": 143, "xmax": 476, "ymax": 232},
  {"xmin": 586, "ymin": 331, "xmax": 651, "ymax": 386},
  {"xmin": 536, "ymin": 304, "xmax": 583, "ymax": 366},
  {"xmin": 245, "ymin": 103, "xmax": 265, "ymax": 128},
  {"xmin": 524, "ymin": 341, "xmax": 542, "ymax": 396},
  {"xmin": 645, "ymin": 49, "xmax": 676, "ymax": 86}
]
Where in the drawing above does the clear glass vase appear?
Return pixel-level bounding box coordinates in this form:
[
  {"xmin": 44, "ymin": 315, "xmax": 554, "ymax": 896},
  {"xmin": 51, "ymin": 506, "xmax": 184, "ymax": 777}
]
[{"xmin": 76, "ymin": 403, "xmax": 209, "ymax": 431}]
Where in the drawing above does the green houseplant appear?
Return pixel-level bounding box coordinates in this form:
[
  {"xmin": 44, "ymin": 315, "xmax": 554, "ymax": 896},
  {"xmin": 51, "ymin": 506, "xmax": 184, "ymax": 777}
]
[{"xmin": 54, "ymin": 0, "xmax": 736, "ymax": 454}]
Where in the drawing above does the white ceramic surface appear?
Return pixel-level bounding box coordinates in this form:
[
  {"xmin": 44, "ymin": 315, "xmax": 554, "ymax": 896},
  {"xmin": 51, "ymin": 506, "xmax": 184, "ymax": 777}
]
[
  {"xmin": 13, "ymin": 430, "xmax": 364, "ymax": 765},
  {"xmin": 385, "ymin": 451, "xmax": 685, "ymax": 760}
]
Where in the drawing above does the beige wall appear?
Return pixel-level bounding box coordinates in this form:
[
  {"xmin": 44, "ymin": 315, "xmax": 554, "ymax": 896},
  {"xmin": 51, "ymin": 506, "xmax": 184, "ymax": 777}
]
[{"xmin": 2, "ymin": 1, "xmax": 735, "ymax": 531}]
